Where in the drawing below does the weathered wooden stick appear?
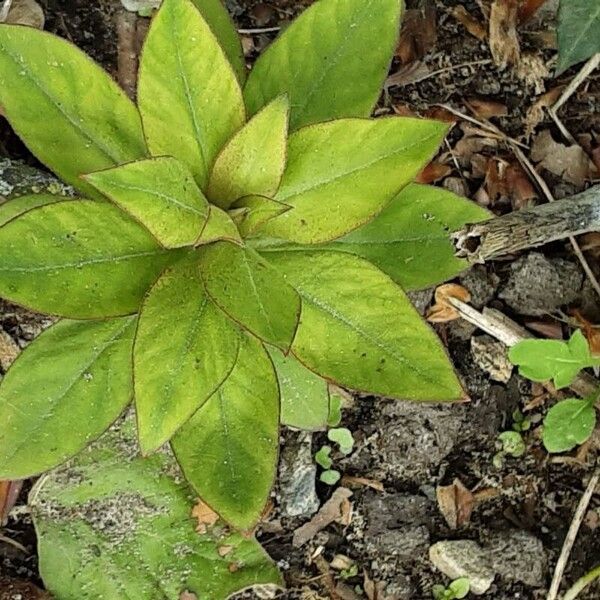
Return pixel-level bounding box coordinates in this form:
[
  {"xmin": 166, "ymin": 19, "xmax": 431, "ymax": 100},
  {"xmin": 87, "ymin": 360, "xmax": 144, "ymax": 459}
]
[{"xmin": 453, "ymin": 185, "xmax": 600, "ymax": 263}]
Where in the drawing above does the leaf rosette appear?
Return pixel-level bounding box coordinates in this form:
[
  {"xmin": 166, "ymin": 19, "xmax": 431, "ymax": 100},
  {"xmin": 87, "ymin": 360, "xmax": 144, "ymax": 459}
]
[{"xmin": 0, "ymin": 0, "xmax": 489, "ymax": 595}]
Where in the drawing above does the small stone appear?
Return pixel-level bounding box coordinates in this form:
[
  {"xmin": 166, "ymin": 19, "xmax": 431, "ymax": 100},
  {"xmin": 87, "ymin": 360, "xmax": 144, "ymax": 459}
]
[
  {"xmin": 429, "ymin": 540, "xmax": 495, "ymax": 595},
  {"xmin": 499, "ymin": 253, "xmax": 583, "ymax": 316},
  {"xmin": 0, "ymin": 328, "xmax": 20, "ymax": 372},
  {"xmin": 278, "ymin": 431, "xmax": 319, "ymax": 517},
  {"xmin": 484, "ymin": 529, "xmax": 546, "ymax": 587},
  {"xmin": 470, "ymin": 335, "xmax": 513, "ymax": 383},
  {"xmin": 460, "ymin": 265, "xmax": 498, "ymax": 309}
]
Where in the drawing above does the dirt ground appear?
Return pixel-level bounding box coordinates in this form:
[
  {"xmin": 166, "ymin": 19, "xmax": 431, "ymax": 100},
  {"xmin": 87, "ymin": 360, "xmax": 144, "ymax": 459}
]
[{"xmin": 1, "ymin": 1, "xmax": 600, "ymax": 599}]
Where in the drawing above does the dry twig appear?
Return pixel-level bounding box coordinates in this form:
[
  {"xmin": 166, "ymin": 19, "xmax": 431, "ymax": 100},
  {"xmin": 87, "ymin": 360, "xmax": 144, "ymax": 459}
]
[{"xmin": 546, "ymin": 466, "xmax": 600, "ymax": 600}]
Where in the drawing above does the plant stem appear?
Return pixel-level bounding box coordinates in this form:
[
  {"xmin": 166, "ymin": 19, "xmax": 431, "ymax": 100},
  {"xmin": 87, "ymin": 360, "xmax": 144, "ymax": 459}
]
[
  {"xmin": 453, "ymin": 185, "xmax": 600, "ymax": 263},
  {"xmin": 562, "ymin": 564, "xmax": 600, "ymax": 600}
]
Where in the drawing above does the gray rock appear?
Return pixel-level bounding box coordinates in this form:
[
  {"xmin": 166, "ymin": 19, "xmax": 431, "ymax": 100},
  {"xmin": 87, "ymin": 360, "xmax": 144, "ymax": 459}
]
[
  {"xmin": 278, "ymin": 431, "xmax": 319, "ymax": 518},
  {"xmin": 460, "ymin": 265, "xmax": 498, "ymax": 309},
  {"xmin": 429, "ymin": 540, "xmax": 495, "ymax": 595},
  {"xmin": 375, "ymin": 401, "xmax": 464, "ymax": 482},
  {"xmin": 484, "ymin": 529, "xmax": 546, "ymax": 587},
  {"xmin": 499, "ymin": 253, "xmax": 583, "ymax": 316},
  {"xmin": 470, "ymin": 335, "xmax": 513, "ymax": 383},
  {"xmin": 406, "ymin": 287, "xmax": 434, "ymax": 316},
  {"xmin": 367, "ymin": 526, "xmax": 430, "ymax": 561}
]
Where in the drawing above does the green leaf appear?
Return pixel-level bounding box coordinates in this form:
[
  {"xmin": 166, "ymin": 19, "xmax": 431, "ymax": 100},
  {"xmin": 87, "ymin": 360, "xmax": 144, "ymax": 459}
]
[
  {"xmin": 207, "ymin": 96, "xmax": 289, "ymax": 209},
  {"xmin": 32, "ymin": 417, "xmax": 282, "ymax": 600},
  {"xmin": 0, "ymin": 200, "xmax": 182, "ymax": 318},
  {"xmin": 320, "ymin": 470, "xmax": 341, "ymax": 486},
  {"xmin": 265, "ymin": 251, "xmax": 463, "ymax": 400},
  {"xmin": 244, "ymin": 0, "xmax": 402, "ymax": 130},
  {"xmin": 201, "ymin": 242, "xmax": 301, "ymax": 351},
  {"xmin": 172, "ymin": 334, "xmax": 279, "ymax": 530},
  {"xmin": 542, "ymin": 397, "xmax": 597, "ymax": 453},
  {"xmin": 449, "ymin": 577, "xmax": 471, "ymax": 599},
  {"xmin": 328, "ymin": 428, "xmax": 354, "ymax": 455},
  {"xmin": 556, "ymin": 0, "xmax": 600, "ymax": 74},
  {"xmin": 231, "ymin": 195, "xmax": 291, "ymax": 238},
  {"xmin": 327, "ymin": 392, "xmax": 343, "ymax": 427},
  {"xmin": 267, "ymin": 346, "xmax": 329, "ymax": 430},
  {"xmin": 0, "ymin": 193, "xmax": 63, "ymax": 228},
  {"xmin": 85, "ymin": 157, "xmax": 209, "ymax": 249},
  {"xmin": 138, "ymin": 0, "xmax": 245, "ymax": 189},
  {"xmin": 259, "ymin": 118, "xmax": 448, "ymax": 243},
  {"xmin": 196, "ymin": 205, "xmax": 243, "ymax": 245},
  {"xmin": 325, "ymin": 184, "xmax": 490, "ymax": 289},
  {"xmin": 0, "ymin": 317, "xmax": 136, "ymax": 479},
  {"xmin": 498, "ymin": 431, "xmax": 526, "ymax": 458},
  {"xmin": 189, "ymin": 0, "xmax": 247, "ymax": 83},
  {"xmin": 0, "ymin": 25, "xmax": 146, "ymax": 199},
  {"xmin": 508, "ymin": 330, "xmax": 600, "ymax": 389},
  {"xmin": 254, "ymin": 184, "xmax": 490, "ymax": 289},
  {"xmin": 315, "ymin": 446, "xmax": 333, "ymax": 469},
  {"xmin": 134, "ymin": 259, "xmax": 241, "ymax": 454}
]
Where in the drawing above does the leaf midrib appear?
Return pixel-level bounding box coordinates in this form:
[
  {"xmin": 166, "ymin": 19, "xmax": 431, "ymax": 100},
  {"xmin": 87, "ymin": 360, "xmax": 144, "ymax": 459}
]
[
  {"xmin": 0, "ymin": 39, "xmax": 124, "ymax": 165},
  {"xmin": 276, "ymin": 130, "xmax": 440, "ymax": 204},
  {"xmin": 1, "ymin": 249, "xmax": 169, "ymax": 273}
]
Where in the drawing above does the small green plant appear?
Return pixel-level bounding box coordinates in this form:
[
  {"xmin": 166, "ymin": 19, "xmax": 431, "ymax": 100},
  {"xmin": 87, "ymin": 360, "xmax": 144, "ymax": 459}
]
[
  {"xmin": 0, "ymin": 0, "xmax": 488, "ymax": 595},
  {"xmin": 432, "ymin": 577, "xmax": 470, "ymax": 600},
  {"xmin": 508, "ymin": 331, "xmax": 599, "ymax": 454},
  {"xmin": 315, "ymin": 426, "xmax": 355, "ymax": 485}
]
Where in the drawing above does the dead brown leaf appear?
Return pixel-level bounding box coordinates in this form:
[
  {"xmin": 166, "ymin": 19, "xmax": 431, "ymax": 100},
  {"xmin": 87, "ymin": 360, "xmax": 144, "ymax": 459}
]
[
  {"xmin": 292, "ymin": 487, "xmax": 352, "ymax": 547},
  {"xmin": 1, "ymin": 0, "xmax": 44, "ymax": 28},
  {"xmin": 385, "ymin": 61, "xmax": 431, "ymax": 88},
  {"xmin": 524, "ymin": 86, "xmax": 564, "ymax": 138},
  {"xmin": 505, "ymin": 162, "xmax": 537, "ymax": 209},
  {"xmin": 179, "ymin": 592, "xmax": 198, "ymax": 600},
  {"xmin": 572, "ymin": 311, "xmax": 600, "ymax": 355},
  {"xmin": 592, "ymin": 147, "xmax": 600, "ymax": 174},
  {"xmin": 363, "ymin": 571, "xmax": 390, "ymax": 600},
  {"xmin": 191, "ymin": 499, "xmax": 219, "ymax": 534},
  {"xmin": 467, "ymin": 97, "xmax": 508, "ymax": 119},
  {"xmin": 531, "ymin": 130, "xmax": 598, "ymax": 187},
  {"xmin": 0, "ymin": 480, "xmax": 23, "ymax": 526},
  {"xmin": 436, "ymin": 478, "xmax": 475, "ymax": 529},
  {"xmin": 579, "ymin": 232, "xmax": 600, "ymax": 261},
  {"xmin": 450, "ymin": 6, "xmax": 487, "ymax": 41},
  {"xmin": 515, "ymin": 53, "xmax": 549, "ymax": 94},
  {"xmin": 518, "ymin": 0, "xmax": 549, "ymax": 23},
  {"xmin": 489, "ymin": 0, "xmax": 520, "ymax": 69},
  {"xmin": 426, "ymin": 284, "xmax": 471, "ymax": 323},
  {"xmin": 395, "ymin": 1, "xmax": 437, "ymax": 65},
  {"xmin": 0, "ymin": 578, "xmax": 50, "ymax": 600},
  {"xmin": 217, "ymin": 544, "xmax": 234, "ymax": 557},
  {"xmin": 416, "ymin": 161, "xmax": 452, "ymax": 184}
]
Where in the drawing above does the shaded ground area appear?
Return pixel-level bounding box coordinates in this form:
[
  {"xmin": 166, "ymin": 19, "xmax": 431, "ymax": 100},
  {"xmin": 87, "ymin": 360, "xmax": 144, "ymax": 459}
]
[{"xmin": 1, "ymin": 0, "xmax": 599, "ymax": 599}]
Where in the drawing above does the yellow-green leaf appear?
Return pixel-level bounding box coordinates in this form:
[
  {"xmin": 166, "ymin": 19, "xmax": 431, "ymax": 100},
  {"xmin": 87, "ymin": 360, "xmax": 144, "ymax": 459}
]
[
  {"xmin": 244, "ymin": 0, "xmax": 402, "ymax": 130},
  {"xmin": 207, "ymin": 95, "xmax": 289, "ymax": 208},
  {"xmin": 135, "ymin": 259, "xmax": 240, "ymax": 454},
  {"xmin": 267, "ymin": 251, "xmax": 463, "ymax": 401},
  {"xmin": 0, "ymin": 200, "xmax": 183, "ymax": 318},
  {"xmin": 190, "ymin": 0, "xmax": 247, "ymax": 83},
  {"xmin": 201, "ymin": 242, "xmax": 301, "ymax": 350},
  {"xmin": 0, "ymin": 317, "xmax": 136, "ymax": 479},
  {"xmin": 85, "ymin": 157, "xmax": 209, "ymax": 249},
  {"xmin": 196, "ymin": 205, "xmax": 242, "ymax": 245},
  {"xmin": 268, "ymin": 347, "xmax": 329, "ymax": 431},
  {"xmin": 138, "ymin": 0, "xmax": 245, "ymax": 188},
  {"xmin": 231, "ymin": 195, "xmax": 290, "ymax": 238},
  {"xmin": 0, "ymin": 25, "xmax": 147, "ymax": 199},
  {"xmin": 0, "ymin": 193, "xmax": 63, "ymax": 228},
  {"xmin": 172, "ymin": 334, "xmax": 279, "ymax": 530},
  {"xmin": 260, "ymin": 118, "xmax": 448, "ymax": 243}
]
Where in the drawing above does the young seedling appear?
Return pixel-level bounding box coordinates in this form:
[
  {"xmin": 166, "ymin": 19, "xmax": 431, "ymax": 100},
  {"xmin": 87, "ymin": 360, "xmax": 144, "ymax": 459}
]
[
  {"xmin": 493, "ymin": 430, "xmax": 527, "ymax": 468},
  {"xmin": 0, "ymin": 0, "xmax": 488, "ymax": 594},
  {"xmin": 432, "ymin": 577, "xmax": 470, "ymax": 600},
  {"xmin": 509, "ymin": 331, "xmax": 599, "ymax": 454}
]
